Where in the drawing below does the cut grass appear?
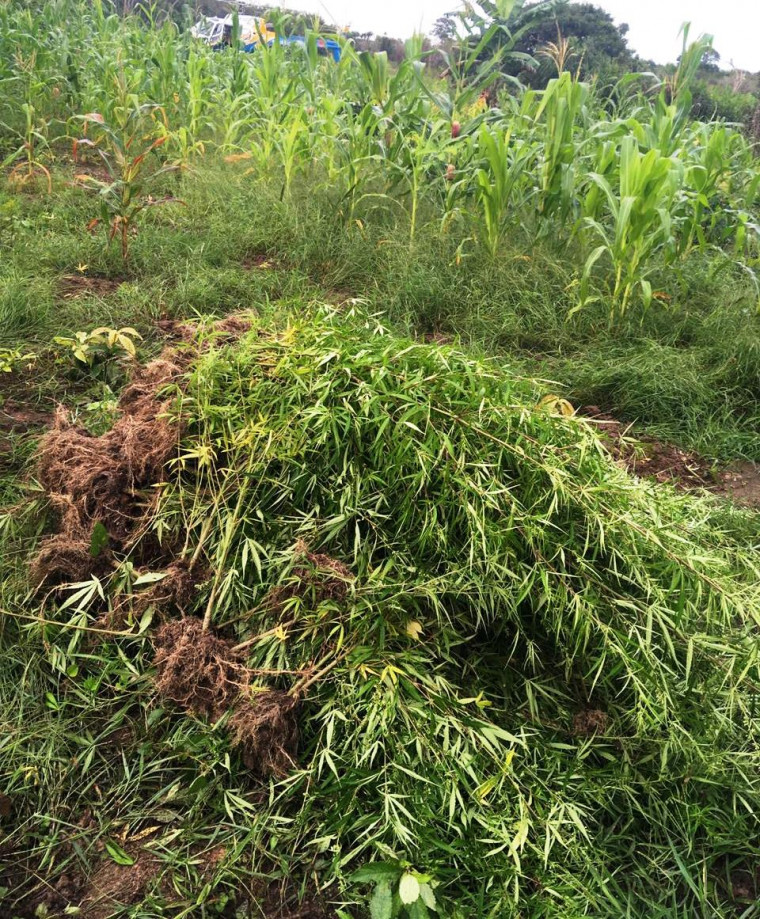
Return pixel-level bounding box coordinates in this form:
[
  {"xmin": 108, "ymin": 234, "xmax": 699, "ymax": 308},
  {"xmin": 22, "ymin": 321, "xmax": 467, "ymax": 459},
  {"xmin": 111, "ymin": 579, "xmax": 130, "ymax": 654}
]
[
  {"xmin": 0, "ymin": 159, "xmax": 759, "ymax": 917},
  {"xmin": 3, "ymin": 307, "xmax": 760, "ymax": 917}
]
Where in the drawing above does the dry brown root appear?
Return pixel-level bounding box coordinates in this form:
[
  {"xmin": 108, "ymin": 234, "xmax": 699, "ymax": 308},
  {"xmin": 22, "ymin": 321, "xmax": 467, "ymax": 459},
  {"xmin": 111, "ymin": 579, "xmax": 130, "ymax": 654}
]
[
  {"xmin": 29, "ymin": 534, "xmax": 107, "ymax": 586},
  {"xmin": 152, "ymin": 618, "xmax": 300, "ymax": 777},
  {"xmin": 30, "ymin": 350, "xmax": 187, "ymax": 587},
  {"xmin": 135, "ymin": 559, "xmax": 205, "ymax": 613},
  {"xmin": 213, "ymin": 315, "xmax": 254, "ymax": 339},
  {"xmin": 228, "ymin": 689, "xmax": 299, "ymax": 778},
  {"xmin": 572, "ymin": 709, "xmax": 609, "ymax": 736},
  {"xmin": 265, "ymin": 540, "xmax": 354, "ymax": 612},
  {"xmin": 153, "ymin": 618, "xmax": 244, "ymax": 721},
  {"xmin": 29, "ymin": 313, "xmax": 262, "ymax": 590}
]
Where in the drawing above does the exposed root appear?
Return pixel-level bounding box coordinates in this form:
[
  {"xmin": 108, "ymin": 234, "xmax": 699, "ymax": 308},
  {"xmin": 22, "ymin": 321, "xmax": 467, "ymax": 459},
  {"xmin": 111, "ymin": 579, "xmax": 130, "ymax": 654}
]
[
  {"xmin": 214, "ymin": 315, "xmax": 254, "ymax": 338},
  {"xmin": 153, "ymin": 618, "xmax": 244, "ymax": 721},
  {"xmin": 572, "ymin": 709, "xmax": 609, "ymax": 736},
  {"xmin": 30, "ymin": 351, "xmax": 187, "ymax": 587},
  {"xmin": 136, "ymin": 558, "xmax": 204, "ymax": 613},
  {"xmin": 29, "ymin": 534, "xmax": 108, "ymax": 586},
  {"xmin": 265, "ymin": 540, "xmax": 354, "ymax": 612},
  {"xmin": 153, "ymin": 618, "xmax": 301, "ymax": 777},
  {"xmin": 229, "ymin": 689, "xmax": 299, "ymax": 778}
]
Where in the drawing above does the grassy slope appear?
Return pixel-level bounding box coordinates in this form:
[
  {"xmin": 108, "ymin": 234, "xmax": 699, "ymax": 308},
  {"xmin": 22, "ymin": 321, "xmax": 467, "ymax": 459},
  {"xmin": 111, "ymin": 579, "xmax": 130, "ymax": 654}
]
[{"xmin": 1, "ymin": 162, "xmax": 760, "ymax": 918}]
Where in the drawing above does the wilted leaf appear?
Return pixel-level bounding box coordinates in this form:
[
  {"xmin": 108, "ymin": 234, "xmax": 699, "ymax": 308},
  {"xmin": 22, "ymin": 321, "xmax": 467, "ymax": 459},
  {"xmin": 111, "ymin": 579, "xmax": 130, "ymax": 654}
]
[{"xmin": 405, "ymin": 620, "xmax": 423, "ymax": 640}]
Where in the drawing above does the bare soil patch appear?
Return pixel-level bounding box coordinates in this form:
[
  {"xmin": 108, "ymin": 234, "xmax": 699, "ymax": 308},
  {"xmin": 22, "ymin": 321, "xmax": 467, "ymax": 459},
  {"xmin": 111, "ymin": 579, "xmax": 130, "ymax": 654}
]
[
  {"xmin": 715, "ymin": 462, "xmax": 760, "ymax": 509},
  {"xmin": 241, "ymin": 251, "xmax": 279, "ymax": 271},
  {"xmin": 581, "ymin": 406, "xmax": 760, "ymax": 509},
  {"xmin": 0, "ymin": 399, "xmax": 52, "ymax": 432},
  {"xmin": 580, "ymin": 406, "xmax": 714, "ymax": 488},
  {"xmin": 58, "ymin": 274, "xmax": 124, "ymax": 300}
]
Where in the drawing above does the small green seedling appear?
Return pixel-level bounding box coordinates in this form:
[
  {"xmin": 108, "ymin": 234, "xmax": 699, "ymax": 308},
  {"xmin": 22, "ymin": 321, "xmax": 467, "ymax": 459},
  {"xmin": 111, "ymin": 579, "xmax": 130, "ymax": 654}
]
[
  {"xmin": 0, "ymin": 347, "xmax": 35, "ymax": 373},
  {"xmin": 54, "ymin": 327, "xmax": 142, "ymax": 383}
]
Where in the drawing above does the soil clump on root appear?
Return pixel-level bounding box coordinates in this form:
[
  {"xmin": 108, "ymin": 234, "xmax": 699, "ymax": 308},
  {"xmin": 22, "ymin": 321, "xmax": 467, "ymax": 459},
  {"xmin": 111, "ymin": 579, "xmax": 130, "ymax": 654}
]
[
  {"xmin": 265, "ymin": 540, "xmax": 354, "ymax": 612},
  {"xmin": 30, "ymin": 350, "xmax": 187, "ymax": 587},
  {"xmin": 153, "ymin": 617, "xmax": 300, "ymax": 777}
]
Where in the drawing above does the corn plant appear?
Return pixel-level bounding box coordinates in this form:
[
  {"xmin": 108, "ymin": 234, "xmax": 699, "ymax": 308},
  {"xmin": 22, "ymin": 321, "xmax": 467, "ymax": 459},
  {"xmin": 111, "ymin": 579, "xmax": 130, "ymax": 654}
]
[
  {"xmin": 75, "ymin": 106, "xmax": 179, "ymax": 260},
  {"xmin": 475, "ymin": 124, "xmax": 534, "ymax": 256},
  {"xmin": 2, "ymin": 101, "xmax": 52, "ymax": 193},
  {"xmin": 533, "ymin": 72, "xmax": 588, "ymax": 221},
  {"xmin": 578, "ymin": 136, "xmax": 681, "ymax": 314}
]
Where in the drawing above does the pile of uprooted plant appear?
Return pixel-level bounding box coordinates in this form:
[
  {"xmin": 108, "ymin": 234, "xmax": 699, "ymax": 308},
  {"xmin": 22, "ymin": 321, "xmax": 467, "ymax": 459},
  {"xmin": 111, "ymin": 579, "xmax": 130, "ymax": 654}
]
[{"xmin": 3, "ymin": 307, "xmax": 760, "ymax": 917}]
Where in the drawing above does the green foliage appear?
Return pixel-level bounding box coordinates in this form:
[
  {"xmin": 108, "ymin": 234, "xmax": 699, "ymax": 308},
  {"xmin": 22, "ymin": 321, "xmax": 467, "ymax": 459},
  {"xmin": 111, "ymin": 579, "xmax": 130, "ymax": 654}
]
[
  {"xmin": 74, "ymin": 100, "xmax": 179, "ymax": 260},
  {"xmin": 0, "ymin": 5, "xmax": 759, "ymax": 916},
  {"xmin": 352, "ymin": 861, "xmax": 439, "ymax": 918},
  {"xmin": 0, "ymin": 0, "xmax": 756, "ymax": 317},
  {"xmin": 123, "ymin": 310, "xmax": 759, "ymax": 915},
  {"xmin": 509, "ymin": 1, "xmax": 636, "ymax": 88},
  {"xmin": 0, "ymin": 346, "xmax": 35, "ymax": 373},
  {"xmin": 53, "ymin": 326, "xmax": 142, "ymax": 381}
]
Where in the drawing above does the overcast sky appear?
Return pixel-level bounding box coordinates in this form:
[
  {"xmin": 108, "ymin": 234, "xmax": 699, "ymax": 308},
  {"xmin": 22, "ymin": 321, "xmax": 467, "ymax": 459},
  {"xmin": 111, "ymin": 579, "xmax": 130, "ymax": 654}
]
[{"xmin": 289, "ymin": 0, "xmax": 759, "ymax": 71}]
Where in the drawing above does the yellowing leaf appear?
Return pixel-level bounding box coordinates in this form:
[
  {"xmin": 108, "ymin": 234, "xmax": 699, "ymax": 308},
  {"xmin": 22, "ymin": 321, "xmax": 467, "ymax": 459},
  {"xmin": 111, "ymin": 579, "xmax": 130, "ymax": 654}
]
[
  {"xmin": 398, "ymin": 874, "xmax": 420, "ymax": 905},
  {"xmin": 536, "ymin": 394, "xmax": 575, "ymax": 417},
  {"xmin": 475, "ymin": 774, "xmax": 499, "ymax": 802},
  {"xmin": 405, "ymin": 620, "xmax": 423, "ymax": 640}
]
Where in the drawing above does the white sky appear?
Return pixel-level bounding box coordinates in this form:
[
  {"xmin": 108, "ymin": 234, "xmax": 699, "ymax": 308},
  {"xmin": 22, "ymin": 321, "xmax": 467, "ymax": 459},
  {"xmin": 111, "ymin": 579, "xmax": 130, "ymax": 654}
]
[{"xmin": 285, "ymin": 0, "xmax": 759, "ymax": 71}]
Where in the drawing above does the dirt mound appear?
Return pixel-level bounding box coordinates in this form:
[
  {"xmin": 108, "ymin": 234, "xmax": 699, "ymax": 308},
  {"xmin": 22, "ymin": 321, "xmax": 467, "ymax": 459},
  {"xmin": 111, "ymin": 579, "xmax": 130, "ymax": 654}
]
[
  {"xmin": 79, "ymin": 846, "xmax": 161, "ymax": 919},
  {"xmin": 716, "ymin": 462, "xmax": 760, "ymax": 509},
  {"xmin": 580, "ymin": 406, "xmax": 713, "ymax": 489},
  {"xmin": 153, "ymin": 618, "xmax": 300, "ymax": 777},
  {"xmin": 30, "ymin": 351, "xmax": 186, "ymax": 587}
]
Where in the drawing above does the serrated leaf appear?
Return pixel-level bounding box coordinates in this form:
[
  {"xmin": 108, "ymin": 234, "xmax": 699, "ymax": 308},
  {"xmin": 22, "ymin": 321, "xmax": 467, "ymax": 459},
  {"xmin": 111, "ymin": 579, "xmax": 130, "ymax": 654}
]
[
  {"xmin": 351, "ymin": 862, "xmax": 402, "ymax": 884},
  {"xmin": 419, "ymin": 883, "xmax": 437, "ymax": 910},
  {"xmin": 399, "ymin": 873, "xmax": 420, "ymax": 905},
  {"xmin": 369, "ymin": 880, "xmax": 393, "ymax": 919}
]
